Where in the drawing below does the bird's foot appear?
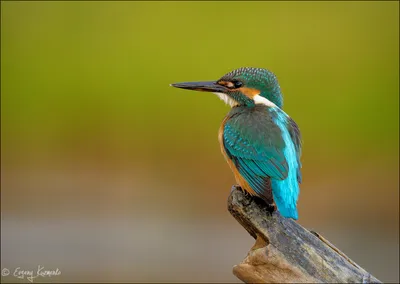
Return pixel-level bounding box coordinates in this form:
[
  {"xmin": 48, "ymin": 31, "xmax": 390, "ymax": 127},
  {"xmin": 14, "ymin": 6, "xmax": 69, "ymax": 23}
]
[
  {"xmin": 268, "ymin": 203, "xmax": 277, "ymax": 213},
  {"xmin": 232, "ymin": 185, "xmax": 253, "ymax": 199},
  {"xmin": 262, "ymin": 202, "xmax": 277, "ymax": 216},
  {"xmin": 252, "ymin": 196, "xmax": 277, "ymax": 215},
  {"xmin": 231, "ymin": 184, "xmax": 244, "ymax": 193}
]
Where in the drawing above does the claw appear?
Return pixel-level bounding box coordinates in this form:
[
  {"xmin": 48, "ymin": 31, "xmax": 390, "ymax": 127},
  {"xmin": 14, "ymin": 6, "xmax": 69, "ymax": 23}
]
[{"xmin": 231, "ymin": 184, "xmax": 242, "ymax": 193}]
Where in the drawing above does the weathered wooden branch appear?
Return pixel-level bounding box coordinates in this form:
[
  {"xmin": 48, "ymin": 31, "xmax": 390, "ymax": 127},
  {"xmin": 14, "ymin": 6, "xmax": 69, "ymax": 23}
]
[{"xmin": 227, "ymin": 186, "xmax": 382, "ymax": 284}]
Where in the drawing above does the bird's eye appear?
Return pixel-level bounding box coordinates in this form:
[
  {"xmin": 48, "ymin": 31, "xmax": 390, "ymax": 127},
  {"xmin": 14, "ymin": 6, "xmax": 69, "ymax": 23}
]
[{"xmin": 232, "ymin": 80, "xmax": 243, "ymax": 88}]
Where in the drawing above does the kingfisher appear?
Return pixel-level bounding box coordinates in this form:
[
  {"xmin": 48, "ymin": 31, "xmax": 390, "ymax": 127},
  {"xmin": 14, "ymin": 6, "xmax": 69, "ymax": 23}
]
[{"xmin": 171, "ymin": 67, "xmax": 302, "ymax": 220}]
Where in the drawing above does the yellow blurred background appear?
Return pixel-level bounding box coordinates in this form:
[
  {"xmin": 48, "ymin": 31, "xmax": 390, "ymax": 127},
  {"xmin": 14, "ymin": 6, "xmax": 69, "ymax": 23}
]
[{"xmin": 1, "ymin": 1, "xmax": 398, "ymax": 282}]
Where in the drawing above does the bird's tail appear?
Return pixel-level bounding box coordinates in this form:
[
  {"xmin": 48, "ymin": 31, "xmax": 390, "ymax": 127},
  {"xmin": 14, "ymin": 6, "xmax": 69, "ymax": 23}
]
[{"xmin": 271, "ymin": 179, "xmax": 299, "ymax": 220}]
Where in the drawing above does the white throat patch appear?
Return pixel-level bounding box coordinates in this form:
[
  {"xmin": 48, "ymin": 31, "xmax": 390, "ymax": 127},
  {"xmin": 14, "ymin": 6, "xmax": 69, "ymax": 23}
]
[
  {"xmin": 253, "ymin": 95, "xmax": 277, "ymax": 107},
  {"xmin": 213, "ymin": 93, "xmax": 276, "ymax": 108},
  {"xmin": 213, "ymin": 92, "xmax": 238, "ymax": 107}
]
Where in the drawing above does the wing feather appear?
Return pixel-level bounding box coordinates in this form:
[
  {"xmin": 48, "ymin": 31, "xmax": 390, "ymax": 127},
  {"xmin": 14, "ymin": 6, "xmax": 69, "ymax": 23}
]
[{"xmin": 223, "ymin": 110, "xmax": 288, "ymax": 197}]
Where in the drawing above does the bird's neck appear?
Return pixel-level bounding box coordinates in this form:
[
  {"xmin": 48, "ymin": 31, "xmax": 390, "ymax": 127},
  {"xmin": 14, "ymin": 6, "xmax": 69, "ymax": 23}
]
[{"xmin": 260, "ymin": 86, "xmax": 283, "ymax": 109}]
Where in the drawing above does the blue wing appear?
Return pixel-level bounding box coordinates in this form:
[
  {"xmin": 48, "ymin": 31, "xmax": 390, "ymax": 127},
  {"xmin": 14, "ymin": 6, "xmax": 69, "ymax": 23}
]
[
  {"xmin": 224, "ymin": 120, "xmax": 288, "ymax": 180},
  {"xmin": 223, "ymin": 108, "xmax": 288, "ymax": 201},
  {"xmin": 223, "ymin": 106, "xmax": 302, "ymax": 219}
]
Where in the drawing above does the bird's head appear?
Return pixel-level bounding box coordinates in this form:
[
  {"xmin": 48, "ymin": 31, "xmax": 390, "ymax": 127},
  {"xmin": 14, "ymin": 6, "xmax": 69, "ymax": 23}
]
[{"xmin": 171, "ymin": 67, "xmax": 283, "ymax": 108}]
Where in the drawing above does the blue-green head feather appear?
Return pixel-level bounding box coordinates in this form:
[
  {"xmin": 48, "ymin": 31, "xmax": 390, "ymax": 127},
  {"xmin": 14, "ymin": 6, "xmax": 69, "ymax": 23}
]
[{"xmin": 219, "ymin": 67, "xmax": 284, "ymax": 108}]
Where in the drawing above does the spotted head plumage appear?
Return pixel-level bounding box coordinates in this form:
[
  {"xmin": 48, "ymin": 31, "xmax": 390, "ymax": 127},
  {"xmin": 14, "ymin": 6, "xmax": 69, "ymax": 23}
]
[{"xmin": 218, "ymin": 67, "xmax": 284, "ymax": 108}]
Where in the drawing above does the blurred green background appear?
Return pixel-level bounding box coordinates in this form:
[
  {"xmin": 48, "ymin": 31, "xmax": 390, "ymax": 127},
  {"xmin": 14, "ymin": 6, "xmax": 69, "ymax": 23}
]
[{"xmin": 1, "ymin": 1, "xmax": 399, "ymax": 283}]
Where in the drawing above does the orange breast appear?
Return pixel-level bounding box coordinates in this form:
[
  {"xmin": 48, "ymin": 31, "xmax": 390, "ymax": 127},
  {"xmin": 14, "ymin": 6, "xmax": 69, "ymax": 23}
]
[{"xmin": 218, "ymin": 117, "xmax": 257, "ymax": 196}]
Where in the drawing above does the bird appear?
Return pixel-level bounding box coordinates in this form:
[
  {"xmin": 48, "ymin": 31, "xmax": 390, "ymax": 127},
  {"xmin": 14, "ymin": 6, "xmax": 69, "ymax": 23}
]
[{"xmin": 170, "ymin": 67, "xmax": 302, "ymax": 220}]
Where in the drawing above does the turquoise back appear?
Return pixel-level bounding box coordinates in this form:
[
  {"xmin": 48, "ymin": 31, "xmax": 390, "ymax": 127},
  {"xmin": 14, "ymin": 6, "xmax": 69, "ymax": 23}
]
[{"xmin": 270, "ymin": 108, "xmax": 300, "ymax": 219}]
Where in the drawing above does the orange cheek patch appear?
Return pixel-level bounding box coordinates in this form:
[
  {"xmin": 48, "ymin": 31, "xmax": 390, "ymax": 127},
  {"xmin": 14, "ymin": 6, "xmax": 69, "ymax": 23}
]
[
  {"xmin": 239, "ymin": 87, "xmax": 260, "ymax": 98},
  {"xmin": 218, "ymin": 80, "xmax": 234, "ymax": 88}
]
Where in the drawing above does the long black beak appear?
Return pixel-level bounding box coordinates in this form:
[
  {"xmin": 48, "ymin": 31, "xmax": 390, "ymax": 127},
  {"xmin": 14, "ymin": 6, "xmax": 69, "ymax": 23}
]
[{"xmin": 170, "ymin": 81, "xmax": 227, "ymax": 93}]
